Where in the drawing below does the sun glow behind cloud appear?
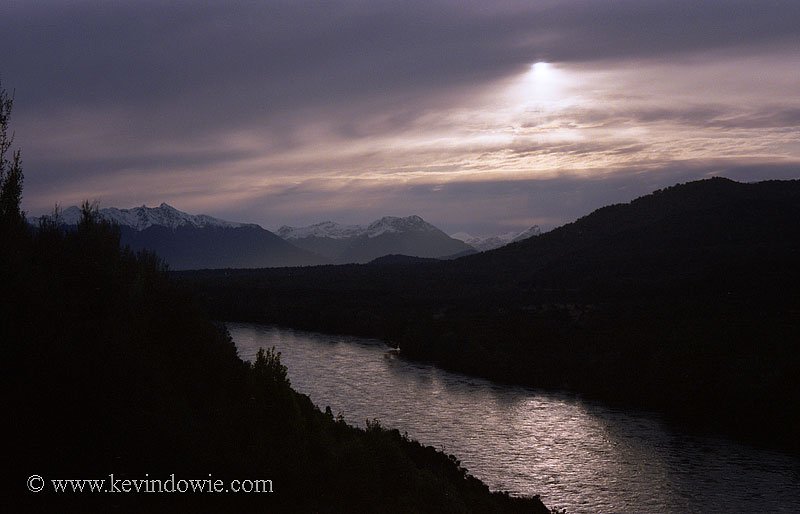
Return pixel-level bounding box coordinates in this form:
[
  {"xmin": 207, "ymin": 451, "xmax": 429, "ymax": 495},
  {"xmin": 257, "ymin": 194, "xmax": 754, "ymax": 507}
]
[
  {"xmin": 7, "ymin": 0, "xmax": 799, "ymax": 232},
  {"xmin": 519, "ymin": 62, "xmax": 572, "ymax": 105},
  {"xmin": 19, "ymin": 53, "xmax": 800, "ymax": 222}
]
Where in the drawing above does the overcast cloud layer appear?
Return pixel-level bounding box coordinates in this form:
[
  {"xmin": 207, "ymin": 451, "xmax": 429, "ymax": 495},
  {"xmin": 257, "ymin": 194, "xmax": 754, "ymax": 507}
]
[{"xmin": 3, "ymin": 0, "xmax": 799, "ymax": 234}]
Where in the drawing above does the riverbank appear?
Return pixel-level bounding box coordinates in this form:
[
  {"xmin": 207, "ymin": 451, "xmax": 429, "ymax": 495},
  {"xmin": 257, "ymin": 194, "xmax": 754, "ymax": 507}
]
[
  {"xmin": 228, "ymin": 321, "xmax": 800, "ymax": 513},
  {"xmin": 176, "ymin": 179, "xmax": 800, "ymax": 455},
  {"xmin": 7, "ymin": 207, "xmax": 550, "ymax": 513},
  {"xmin": 182, "ymin": 282, "xmax": 799, "ymax": 457}
]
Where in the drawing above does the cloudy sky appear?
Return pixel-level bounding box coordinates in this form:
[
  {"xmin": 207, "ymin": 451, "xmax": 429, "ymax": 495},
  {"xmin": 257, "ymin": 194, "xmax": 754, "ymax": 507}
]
[{"xmin": 3, "ymin": 0, "xmax": 799, "ymax": 235}]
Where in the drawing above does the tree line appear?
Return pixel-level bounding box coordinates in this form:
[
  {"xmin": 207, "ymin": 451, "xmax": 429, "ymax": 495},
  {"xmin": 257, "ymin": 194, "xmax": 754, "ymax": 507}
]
[{"xmin": 2, "ymin": 80, "xmax": 552, "ymax": 512}]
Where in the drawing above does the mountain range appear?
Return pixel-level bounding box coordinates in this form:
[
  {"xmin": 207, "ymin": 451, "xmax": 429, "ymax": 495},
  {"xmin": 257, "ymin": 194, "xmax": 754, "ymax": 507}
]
[
  {"xmin": 177, "ymin": 177, "xmax": 800, "ymax": 451},
  {"xmin": 450, "ymin": 226, "xmax": 541, "ymax": 252},
  {"xmin": 54, "ymin": 203, "xmax": 255, "ymax": 231},
  {"xmin": 32, "ymin": 204, "xmax": 323, "ymax": 270},
  {"xmin": 31, "ymin": 205, "xmax": 487, "ymax": 269},
  {"xmin": 278, "ymin": 216, "xmax": 474, "ymax": 264}
]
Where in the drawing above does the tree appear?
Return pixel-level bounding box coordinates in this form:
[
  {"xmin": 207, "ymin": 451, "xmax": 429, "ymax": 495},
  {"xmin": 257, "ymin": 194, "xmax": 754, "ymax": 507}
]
[
  {"xmin": 0, "ymin": 79, "xmax": 24, "ymax": 227},
  {"xmin": 78, "ymin": 199, "xmax": 100, "ymax": 230},
  {"xmin": 251, "ymin": 346, "xmax": 290, "ymax": 390}
]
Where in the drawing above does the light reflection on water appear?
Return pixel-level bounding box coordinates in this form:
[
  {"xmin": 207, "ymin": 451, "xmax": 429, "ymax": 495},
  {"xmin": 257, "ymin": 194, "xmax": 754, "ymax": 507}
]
[{"xmin": 228, "ymin": 322, "xmax": 800, "ymax": 513}]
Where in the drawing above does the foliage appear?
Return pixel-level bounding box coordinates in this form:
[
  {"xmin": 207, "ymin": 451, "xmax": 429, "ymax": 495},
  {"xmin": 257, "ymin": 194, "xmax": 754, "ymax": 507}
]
[
  {"xmin": 252, "ymin": 346, "xmax": 290, "ymax": 389},
  {"xmin": 178, "ymin": 177, "xmax": 800, "ymax": 453},
  {"xmin": 3, "ymin": 79, "xmax": 549, "ymax": 512},
  {"xmin": 0, "ymin": 79, "xmax": 24, "ymax": 229},
  {"xmin": 7, "ymin": 211, "xmax": 549, "ymax": 513}
]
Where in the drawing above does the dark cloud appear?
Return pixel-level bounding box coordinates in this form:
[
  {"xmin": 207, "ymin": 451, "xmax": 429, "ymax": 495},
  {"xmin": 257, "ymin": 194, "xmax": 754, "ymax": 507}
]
[
  {"xmin": 4, "ymin": 1, "xmax": 798, "ymax": 117},
  {"xmin": 530, "ymin": 0, "xmax": 800, "ymax": 63}
]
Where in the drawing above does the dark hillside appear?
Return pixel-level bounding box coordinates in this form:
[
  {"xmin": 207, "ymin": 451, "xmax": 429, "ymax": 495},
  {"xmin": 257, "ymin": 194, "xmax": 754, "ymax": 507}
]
[
  {"xmin": 336, "ymin": 229, "xmax": 473, "ymax": 263},
  {"xmin": 179, "ymin": 178, "xmax": 800, "ymax": 451},
  {"xmin": 119, "ymin": 224, "xmax": 326, "ymax": 270},
  {"xmin": 1, "ymin": 85, "xmax": 548, "ymax": 512},
  {"xmin": 460, "ymin": 178, "xmax": 800, "ymax": 297},
  {"xmin": 5, "ymin": 205, "xmax": 548, "ymax": 514}
]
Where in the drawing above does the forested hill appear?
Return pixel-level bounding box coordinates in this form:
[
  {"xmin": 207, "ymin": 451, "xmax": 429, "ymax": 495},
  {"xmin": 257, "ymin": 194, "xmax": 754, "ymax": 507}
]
[
  {"xmin": 455, "ymin": 177, "xmax": 800, "ymax": 297},
  {"xmin": 4, "ymin": 205, "xmax": 548, "ymax": 514},
  {"xmin": 178, "ymin": 177, "xmax": 800, "ymax": 452},
  {"xmin": 1, "ymin": 100, "xmax": 548, "ymax": 512}
]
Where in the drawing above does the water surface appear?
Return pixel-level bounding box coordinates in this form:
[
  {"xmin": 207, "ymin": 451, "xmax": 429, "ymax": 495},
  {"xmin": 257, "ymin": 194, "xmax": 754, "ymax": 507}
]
[{"xmin": 228, "ymin": 322, "xmax": 800, "ymax": 513}]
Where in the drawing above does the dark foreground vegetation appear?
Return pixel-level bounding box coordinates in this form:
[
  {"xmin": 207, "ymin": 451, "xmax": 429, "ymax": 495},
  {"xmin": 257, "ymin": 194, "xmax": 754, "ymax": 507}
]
[
  {"xmin": 2, "ymin": 84, "xmax": 549, "ymax": 513},
  {"xmin": 179, "ymin": 178, "xmax": 800, "ymax": 453}
]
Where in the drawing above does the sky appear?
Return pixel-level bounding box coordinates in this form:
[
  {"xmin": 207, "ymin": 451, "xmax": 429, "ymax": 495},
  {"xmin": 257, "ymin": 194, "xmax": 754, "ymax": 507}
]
[{"xmin": 3, "ymin": 0, "xmax": 799, "ymax": 235}]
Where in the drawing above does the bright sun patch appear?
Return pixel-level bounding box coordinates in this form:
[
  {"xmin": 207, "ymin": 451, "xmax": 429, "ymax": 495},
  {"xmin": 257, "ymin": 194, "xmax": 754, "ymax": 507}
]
[{"xmin": 532, "ymin": 61, "xmax": 550, "ymax": 78}]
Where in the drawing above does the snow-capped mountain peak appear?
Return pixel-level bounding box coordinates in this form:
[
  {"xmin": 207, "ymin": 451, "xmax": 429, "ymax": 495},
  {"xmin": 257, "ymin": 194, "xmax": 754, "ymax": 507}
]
[
  {"xmin": 38, "ymin": 203, "xmax": 251, "ymax": 231},
  {"xmin": 277, "ymin": 221, "xmax": 364, "ymax": 240},
  {"xmin": 452, "ymin": 225, "xmax": 541, "ymax": 252},
  {"xmin": 364, "ymin": 215, "xmax": 437, "ymax": 238},
  {"xmin": 278, "ymin": 215, "xmax": 438, "ymax": 240},
  {"xmin": 276, "ymin": 215, "xmax": 468, "ymax": 263},
  {"xmin": 511, "ymin": 225, "xmax": 541, "ymax": 243}
]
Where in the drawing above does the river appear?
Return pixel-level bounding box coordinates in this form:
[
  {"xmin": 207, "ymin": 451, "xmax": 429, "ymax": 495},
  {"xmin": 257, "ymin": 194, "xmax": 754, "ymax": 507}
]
[{"xmin": 228, "ymin": 322, "xmax": 799, "ymax": 513}]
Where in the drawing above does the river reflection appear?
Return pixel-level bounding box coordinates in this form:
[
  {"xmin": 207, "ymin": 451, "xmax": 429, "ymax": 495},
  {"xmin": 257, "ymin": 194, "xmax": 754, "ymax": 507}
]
[{"xmin": 228, "ymin": 322, "xmax": 800, "ymax": 513}]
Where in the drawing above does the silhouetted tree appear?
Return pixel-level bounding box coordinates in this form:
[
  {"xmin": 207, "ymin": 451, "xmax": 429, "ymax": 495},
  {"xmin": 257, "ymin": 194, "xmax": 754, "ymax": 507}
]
[
  {"xmin": 0, "ymin": 79, "xmax": 24, "ymax": 228},
  {"xmin": 4, "ymin": 76, "xmax": 550, "ymax": 513},
  {"xmin": 251, "ymin": 346, "xmax": 290, "ymax": 389},
  {"xmin": 36, "ymin": 203, "xmax": 62, "ymax": 232}
]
